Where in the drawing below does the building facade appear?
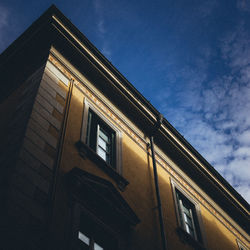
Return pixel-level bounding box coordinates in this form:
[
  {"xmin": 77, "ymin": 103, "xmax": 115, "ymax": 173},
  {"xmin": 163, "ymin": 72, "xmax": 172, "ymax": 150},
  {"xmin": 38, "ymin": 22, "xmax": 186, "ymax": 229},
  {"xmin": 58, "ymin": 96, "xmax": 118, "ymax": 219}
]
[{"xmin": 0, "ymin": 5, "xmax": 249, "ymax": 250}]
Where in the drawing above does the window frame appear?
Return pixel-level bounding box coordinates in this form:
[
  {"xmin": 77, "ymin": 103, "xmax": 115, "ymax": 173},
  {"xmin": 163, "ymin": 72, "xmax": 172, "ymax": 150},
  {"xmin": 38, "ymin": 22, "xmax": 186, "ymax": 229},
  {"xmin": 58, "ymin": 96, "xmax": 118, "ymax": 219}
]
[
  {"xmin": 237, "ymin": 239, "xmax": 248, "ymax": 250},
  {"xmin": 176, "ymin": 189, "xmax": 199, "ymax": 239},
  {"xmin": 70, "ymin": 202, "xmax": 121, "ymax": 250},
  {"xmin": 171, "ymin": 180, "xmax": 206, "ymax": 248},
  {"xmin": 78, "ymin": 230, "xmax": 105, "ymax": 250},
  {"xmin": 81, "ymin": 98, "xmax": 122, "ymax": 174},
  {"xmin": 86, "ymin": 109, "xmax": 116, "ymax": 167}
]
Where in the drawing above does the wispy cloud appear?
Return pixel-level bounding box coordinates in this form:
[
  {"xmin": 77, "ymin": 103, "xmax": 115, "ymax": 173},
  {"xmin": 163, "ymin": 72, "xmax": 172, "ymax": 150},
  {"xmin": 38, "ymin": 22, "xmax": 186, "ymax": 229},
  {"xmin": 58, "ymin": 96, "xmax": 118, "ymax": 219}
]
[
  {"xmin": 97, "ymin": 19, "xmax": 106, "ymax": 35},
  {"xmin": 158, "ymin": 21, "xmax": 250, "ymax": 203},
  {"xmin": 101, "ymin": 43, "xmax": 112, "ymax": 58},
  {"xmin": 93, "ymin": 0, "xmax": 111, "ymax": 58},
  {"xmin": 237, "ymin": 0, "xmax": 250, "ymax": 12},
  {"xmin": 0, "ymin": 5, "xmax": 9, "ymax": 52},
  {"xmin": 196, "ymin": 0, "xmax": 217, "ymax": 18}
]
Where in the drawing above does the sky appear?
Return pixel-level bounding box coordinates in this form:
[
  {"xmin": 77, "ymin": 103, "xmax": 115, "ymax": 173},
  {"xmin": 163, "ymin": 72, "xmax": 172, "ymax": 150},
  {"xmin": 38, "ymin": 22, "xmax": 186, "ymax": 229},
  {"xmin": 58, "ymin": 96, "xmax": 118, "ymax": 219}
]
[{"xmin": 0, "ymin": 0, "xmax": 249, "ymax": 203}]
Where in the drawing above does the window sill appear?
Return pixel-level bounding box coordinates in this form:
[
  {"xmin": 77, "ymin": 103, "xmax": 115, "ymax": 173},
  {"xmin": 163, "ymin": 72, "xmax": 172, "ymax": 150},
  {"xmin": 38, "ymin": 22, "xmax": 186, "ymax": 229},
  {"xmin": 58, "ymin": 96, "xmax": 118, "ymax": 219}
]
[
  {"xmin": 75, "ymin": 140, "xmax": 129, "ymax": 191},
  {"xmin": 176, "ymin": 227, "xmax": 205, "ymax": 250}
]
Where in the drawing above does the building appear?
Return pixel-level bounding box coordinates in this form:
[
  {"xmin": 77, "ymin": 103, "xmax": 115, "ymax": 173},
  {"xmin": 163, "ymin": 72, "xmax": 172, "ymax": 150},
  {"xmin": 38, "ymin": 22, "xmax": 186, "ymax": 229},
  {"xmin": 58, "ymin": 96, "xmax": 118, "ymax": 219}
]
[{"xmin": 0, "ymin": 5, "xmax": 249, "ymax": 250}]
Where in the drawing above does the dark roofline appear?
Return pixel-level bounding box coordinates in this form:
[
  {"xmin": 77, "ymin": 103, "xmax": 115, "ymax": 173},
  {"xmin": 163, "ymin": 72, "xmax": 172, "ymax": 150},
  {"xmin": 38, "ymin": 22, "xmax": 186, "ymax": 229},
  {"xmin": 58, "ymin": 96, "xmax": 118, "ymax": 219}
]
[
  {"xmin": 0, "ymin": 4, "xmax": 249, "ymax": 225},
  {"xmin": 45, "ymin": 5, "xmax": 249, "ymax": 211}
]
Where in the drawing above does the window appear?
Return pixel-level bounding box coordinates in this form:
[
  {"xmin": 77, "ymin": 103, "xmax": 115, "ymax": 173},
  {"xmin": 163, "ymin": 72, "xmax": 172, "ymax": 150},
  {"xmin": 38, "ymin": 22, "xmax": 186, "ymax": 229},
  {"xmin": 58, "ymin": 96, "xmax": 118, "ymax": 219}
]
[
  {"xmin": 237, "ymin": 240, "xmax": 247, "ymax": 250},
  {"xmin": 75, "ymin": 212, "xmax": 118, "ymax": 250},
  {"xmin": 67, "ymin": 168, "xmax": 139, "ymax": 250},
  {"xmin": 86, "ymin": 109, "xmax": 116, "ymax": 167},
  {"xmin": 176, "ymin": 189, "xmax": 200, "ymax": 240},
  {"xmin": 171, "ymin": 181, "xmax": 205, "ymax": 248},
  {"xmin": 78, "ymin": 231, "xmax": 104, "ymax": 250},
  {"xmin": 80, "ymin": 99, "xmax": 122, "ymax": 174}
]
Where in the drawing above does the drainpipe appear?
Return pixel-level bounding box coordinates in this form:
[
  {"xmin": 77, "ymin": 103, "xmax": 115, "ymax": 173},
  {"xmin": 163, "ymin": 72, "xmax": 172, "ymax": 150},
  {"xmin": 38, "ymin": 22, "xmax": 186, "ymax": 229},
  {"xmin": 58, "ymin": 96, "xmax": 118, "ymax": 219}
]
[
  {"xmin": 47, "ymin": 78, "xmax": 74, "ymax": 248},
  {"xmin": 150, "ymin": 114, "xmax": 167, "ymax": 250}
]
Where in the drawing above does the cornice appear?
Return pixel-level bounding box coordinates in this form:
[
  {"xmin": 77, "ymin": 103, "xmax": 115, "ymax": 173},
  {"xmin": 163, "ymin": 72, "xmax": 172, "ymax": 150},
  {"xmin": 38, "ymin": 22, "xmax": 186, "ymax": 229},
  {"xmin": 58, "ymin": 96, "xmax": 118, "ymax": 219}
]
[
  {"xmin": 47, "ymin": 54, "xmax": 249, "ymax": 246},
  {"xmin": 46, "ymin": 7, "xmax": 249, "ymax": 216},
  {"xmin": 1, "ymin": 3, "xmax": 248, "ymax": 246},
  {"xmin": 1, "ymin": 5, "xmax": 248, "ymax": 215}
]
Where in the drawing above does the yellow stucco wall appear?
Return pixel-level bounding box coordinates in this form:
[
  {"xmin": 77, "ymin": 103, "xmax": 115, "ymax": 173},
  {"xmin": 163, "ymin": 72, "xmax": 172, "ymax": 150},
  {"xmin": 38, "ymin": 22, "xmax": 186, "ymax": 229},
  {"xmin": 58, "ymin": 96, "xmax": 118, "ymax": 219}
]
[{"xmin": 50, "ymin": 55, "xmax": 249, "ymax": 250}]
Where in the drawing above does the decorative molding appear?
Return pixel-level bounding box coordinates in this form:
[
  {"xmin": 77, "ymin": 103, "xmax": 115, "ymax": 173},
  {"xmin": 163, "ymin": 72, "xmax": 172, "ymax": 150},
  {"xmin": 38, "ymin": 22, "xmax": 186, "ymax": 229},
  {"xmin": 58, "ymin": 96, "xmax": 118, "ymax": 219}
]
[
  {"xmin": 48, "ymin": 54, "xmax": 249, "ymax": 247},
  {"xmin": 157, "ymin": 153, "xmax": 249, "ymax": 246},
  {"xmin": 75, "ymin": 141, "xmax": 129, "ymax": 191},
  {"xmin": 237, "ymin": 239, "xmax": 249, "ymax": 250},
  {"xmin": 50, "ymin": 18, "xmax": 247, "ymax": 213},
  {"xmin": 49, "ymin": 54, "xmax": 147, "ymax": 149}
]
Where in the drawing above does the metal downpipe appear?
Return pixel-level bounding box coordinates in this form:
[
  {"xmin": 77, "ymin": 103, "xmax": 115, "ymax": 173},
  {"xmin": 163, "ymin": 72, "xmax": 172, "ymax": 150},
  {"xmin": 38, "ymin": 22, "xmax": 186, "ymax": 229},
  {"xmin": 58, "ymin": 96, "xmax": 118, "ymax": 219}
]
[{"xmin": 150, "ymin": 115, "xmax": 167, "ymax": 250}]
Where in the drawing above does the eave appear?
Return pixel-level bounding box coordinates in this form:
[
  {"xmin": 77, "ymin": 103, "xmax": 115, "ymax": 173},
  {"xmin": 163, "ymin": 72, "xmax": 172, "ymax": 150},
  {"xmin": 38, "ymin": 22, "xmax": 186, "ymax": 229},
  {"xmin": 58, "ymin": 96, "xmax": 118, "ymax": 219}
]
[{"xmin": 0, "ymin": 4, "xmax": 249, "ymax": 234}]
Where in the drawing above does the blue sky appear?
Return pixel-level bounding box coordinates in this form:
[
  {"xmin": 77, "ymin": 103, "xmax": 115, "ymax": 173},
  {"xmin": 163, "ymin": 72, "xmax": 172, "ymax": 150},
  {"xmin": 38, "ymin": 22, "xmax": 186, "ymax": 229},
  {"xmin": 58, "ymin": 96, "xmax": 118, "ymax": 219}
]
[{"xmin": 0, "ymin": 0, "xmax": 250, "ymax": 203}]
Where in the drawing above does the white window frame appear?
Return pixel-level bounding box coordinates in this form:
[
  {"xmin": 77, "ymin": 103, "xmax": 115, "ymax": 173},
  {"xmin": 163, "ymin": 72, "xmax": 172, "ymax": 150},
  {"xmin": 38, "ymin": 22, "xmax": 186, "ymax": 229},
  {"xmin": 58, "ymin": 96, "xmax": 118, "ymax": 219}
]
[
  {"xmin": 178, "ymin": 195, "xmax": 198, "ymax": 239},
  {"xmin": 171, "ymin": 180, "xmax": 205, "ymax": 244},
  {"xmin": 81, "ymin": 98, "xmax": 122, "ymax": 174},
  {"xmin": 96, "ymin": 124, "xmax": 112, "ymax": 163},
  {"xmin": 78, "ymin": 231, "xmax": 104, "ymax": 250},
  {"xmin": 237, "ymin": 239, "xmax": 248, "ymax": 250}
]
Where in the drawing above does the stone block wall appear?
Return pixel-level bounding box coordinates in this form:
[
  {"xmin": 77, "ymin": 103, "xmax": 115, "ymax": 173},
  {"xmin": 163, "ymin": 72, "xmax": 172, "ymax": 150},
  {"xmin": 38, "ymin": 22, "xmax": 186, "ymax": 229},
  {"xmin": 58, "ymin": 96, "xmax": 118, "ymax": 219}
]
[{"xmin": 3, "ymin": 60, "xmax": 70, "ymax": 249}]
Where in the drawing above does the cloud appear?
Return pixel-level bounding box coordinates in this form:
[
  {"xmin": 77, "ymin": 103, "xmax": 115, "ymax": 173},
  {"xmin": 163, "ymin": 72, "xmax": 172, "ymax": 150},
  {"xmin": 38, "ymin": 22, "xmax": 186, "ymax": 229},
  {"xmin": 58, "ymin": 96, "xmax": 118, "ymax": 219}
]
[
  {"xmin": 237, "ymin": 0, "xmax": 250, "ymax": 12},
  {"xmin": 235, "ymin": 184, "xmax": 250, "ymax": 203},
  {"xmin": 93, "ymin": 0, "xmax": 106, "ymax": 35},
  {"xmin": 158, "ymin": 21, "xmax": 250, "ymax": 203},
  {"xmin": 197, "ymin": 0, "xmax": 217, "ymax": 18},
  {"xmin": 97, "ymin": 19, "xmax": 106, "ymax": 35},
  {"xmin": 93, "ymin": 0, "xmax": 111, "ymax": 58},
  {"xmin": 101, "ymin": 42, "xmax": 112, "ymax": 58},
  {"xmin": 0, "ymin": 5, "xmax": 9, "ymax": 51},
  {"xmin": 237, "ymin": 130, "xmax": 250, "ymax": 146},
  {"xmin": 221, "ymin": 23, "xmax": 250, "ymax": 70},
  {"xmin": 0, "ymin": 6, "xmax": 8, "ymax": 29}
]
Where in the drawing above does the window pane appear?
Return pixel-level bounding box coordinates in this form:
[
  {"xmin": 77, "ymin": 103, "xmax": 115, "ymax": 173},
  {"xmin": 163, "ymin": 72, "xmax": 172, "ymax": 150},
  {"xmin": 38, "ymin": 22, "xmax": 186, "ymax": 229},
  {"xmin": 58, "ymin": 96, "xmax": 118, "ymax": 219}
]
[
  {"xmin": 176, "ymin": 190, "xmax": 199, "ymax": 241},
  {"xmin": 87, "ymin": 110, "xmax": 116, "ymax": 167},
  {"xmin": 94, "ymin": 242, "xmax": 104, "ymax": 250},
  {"xmin": 182, "ymin": 206, "xmax": 191, "ymax": 215},
  {"xmin": 185, "ymin": 224, "xmax": 190, "ymax": 234},
  {"xmin": 187, "ymin": 225, "xmax": 195, "ymax": 237},
  {"xmin": 99, "ymin": 128, "xmax": 109, "ymax": 143},
  {"xmin": 98, "ymin": 137, "xmax": 108, "ymax": 151},
  {"xmin": 184, "ymin": 213, "xmax": 193, "ymax": 226},
  {"xmin": 97, "ymin": 147, "xmax": 107, "ymax": 161},
  {"xmin": 183, "ymin": 213, "xmax": 187, "ymax": 221},
  {"xmin": 78, "ymin": 231, "xmax": 90, "ymax": 245}
]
